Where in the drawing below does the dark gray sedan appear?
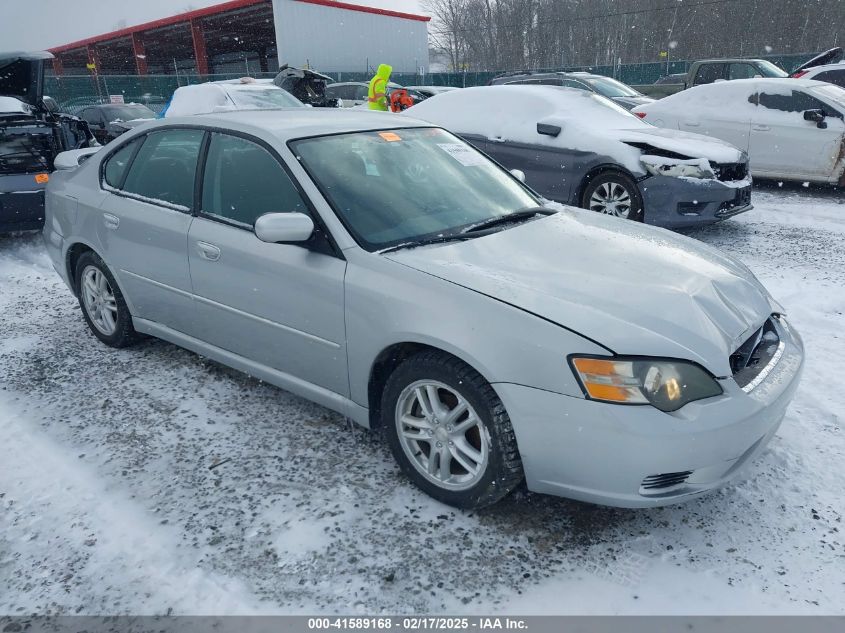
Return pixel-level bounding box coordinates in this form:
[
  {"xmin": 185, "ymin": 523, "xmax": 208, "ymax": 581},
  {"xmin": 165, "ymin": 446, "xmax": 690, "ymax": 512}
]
[{"xmin": 407, "ymin": 85, "xmax": 753, "ymax": 229}]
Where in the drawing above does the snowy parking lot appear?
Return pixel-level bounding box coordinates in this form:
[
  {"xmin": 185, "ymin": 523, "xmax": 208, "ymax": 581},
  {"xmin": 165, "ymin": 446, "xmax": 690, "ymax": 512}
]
[{"xmin": 1, "ymin": 183, "xmax": 843, "ymax": 616}]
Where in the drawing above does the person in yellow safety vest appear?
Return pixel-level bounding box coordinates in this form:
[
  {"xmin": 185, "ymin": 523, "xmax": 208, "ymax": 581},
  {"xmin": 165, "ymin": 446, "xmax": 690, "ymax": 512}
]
[{"xmin": 367, "ymin": 64, "xmax": 393, "ymax": 111}]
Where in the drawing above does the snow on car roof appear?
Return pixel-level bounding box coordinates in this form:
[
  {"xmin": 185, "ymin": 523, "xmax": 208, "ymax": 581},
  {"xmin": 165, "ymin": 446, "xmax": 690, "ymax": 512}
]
[{"xmin": 154, "ymin": 108, "xmax": 431, "ymax": 141}]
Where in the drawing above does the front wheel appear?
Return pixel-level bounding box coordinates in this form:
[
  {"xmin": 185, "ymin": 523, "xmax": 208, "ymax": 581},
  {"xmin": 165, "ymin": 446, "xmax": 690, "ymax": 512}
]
[
  {"xmin": 582, "ymin": 170, "xmax": 644, "ymax": 221},
  {"xmin": 381, "ymin": 350, "xmax": 524, "ymax": 509}
]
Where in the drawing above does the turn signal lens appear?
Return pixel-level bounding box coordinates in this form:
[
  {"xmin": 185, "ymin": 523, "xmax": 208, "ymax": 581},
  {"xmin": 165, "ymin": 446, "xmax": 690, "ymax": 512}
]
[
  {"xmin": 570, "ymin": 356, "xmax": 723, "ymax": 412},
  {"xmin": 35, "ymin": 173, "xmax": 49, "ymax": 184}
]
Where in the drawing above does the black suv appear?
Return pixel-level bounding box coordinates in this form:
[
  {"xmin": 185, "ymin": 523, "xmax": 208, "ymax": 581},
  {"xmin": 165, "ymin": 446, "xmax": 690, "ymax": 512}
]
[
  {"xmin": 488, "ymin": 71, "xmax": 654, "ymax": 110},
  {"xmin": 1, "ymin": 51, "xmax": 95, "ymax": 233}
]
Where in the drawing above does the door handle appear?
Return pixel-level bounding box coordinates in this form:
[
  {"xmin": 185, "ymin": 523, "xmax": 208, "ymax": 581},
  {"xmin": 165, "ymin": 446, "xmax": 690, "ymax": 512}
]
[
  {"xmin": 102, "ymin": 213, "xmax": 119, "ymax": 230},
  {"xmin": 196, "ymin": 241, "xmax": 221, "ymax": 262},
  {"xmin": 489, "ymin": 136, "xmax": 506, "ymax": 143},
  {"xmin": 752, "ymin": 124, "xmax": 770, "ymax": 131},
  {"xmin": 682, "ymin": 121, "xmax": 700, "ymax": 127}
]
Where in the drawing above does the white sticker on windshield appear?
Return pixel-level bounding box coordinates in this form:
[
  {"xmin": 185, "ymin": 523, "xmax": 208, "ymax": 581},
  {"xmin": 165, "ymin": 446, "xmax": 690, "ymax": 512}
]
[{"xmin": 437, "ymin": 143, "xmax": 487, "ymax": 167}]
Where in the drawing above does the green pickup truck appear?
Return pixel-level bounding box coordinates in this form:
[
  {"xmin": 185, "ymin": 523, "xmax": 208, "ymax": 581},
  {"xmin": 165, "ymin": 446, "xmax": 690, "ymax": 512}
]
[{"xmin": 634, "ymin": 58, "xmax": 788, "ymax": 98}]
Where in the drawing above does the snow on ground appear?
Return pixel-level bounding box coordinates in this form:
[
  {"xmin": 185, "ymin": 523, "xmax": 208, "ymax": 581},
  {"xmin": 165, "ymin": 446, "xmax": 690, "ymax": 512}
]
[{"xmin": 1, "ymin": 182, "xmax": 843, "ymax": 615}]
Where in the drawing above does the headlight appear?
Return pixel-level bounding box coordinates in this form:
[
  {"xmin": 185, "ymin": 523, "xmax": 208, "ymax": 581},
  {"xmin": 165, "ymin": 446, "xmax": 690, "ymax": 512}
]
[
  {"xmin": 640, "ymin": 155, "xmax": 716, "ymax": 180},
  {"xmin": 569, "ymin": 356, "xmax": 723, "ymax": 412}
]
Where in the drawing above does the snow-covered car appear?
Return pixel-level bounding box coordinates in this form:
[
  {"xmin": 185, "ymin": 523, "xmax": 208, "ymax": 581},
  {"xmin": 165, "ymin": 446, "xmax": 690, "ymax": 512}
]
[
  {"xmin": 43, "ymin": 109, "xmax": 803, "ymax": 510},
  {"xmin": 407, "ymin": 85, "xmax": 459, "ymax": 99},
  {"xmin": 633, "ymin": 78, "xmax": 845, "ymax": 186},
  {"xmin": 407, "ymin": 85, "xmax": 753, "ymax": 228},
  {"xmin": 163, "ymin": 79, "xmax": 304, "ymax": 117}
]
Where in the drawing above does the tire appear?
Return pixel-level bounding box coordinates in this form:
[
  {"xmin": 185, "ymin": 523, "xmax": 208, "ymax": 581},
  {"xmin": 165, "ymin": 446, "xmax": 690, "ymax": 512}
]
[
  {"xmin": 381, "ymin": 350, "xmax": 523, "ymax": 509},
  {"xmin": 75, "ymin": 251, "xmax": 139, "ymax": 348},
  {"xmin": 581, "ymin": 170, "xmax": 644, "ymax": 222}
]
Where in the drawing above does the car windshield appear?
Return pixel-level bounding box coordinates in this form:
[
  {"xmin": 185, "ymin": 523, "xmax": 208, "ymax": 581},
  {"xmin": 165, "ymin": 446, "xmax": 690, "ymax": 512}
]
[
  {"xmin": 585, "ymin": 76, "xmax": 642, "ymax": 97},
  {"xmin": 102, "ymin": 104, "xmax": 155, "ymax": 121},
  {"xmin": 757, "ymin": 60, "xmax": 789, "ymax": 77},
  {"xmin": 291, "ymin": 127, "xmax": 540, "ymax": 251},
  {"xmin": 811, "ymin": 84, "xmax": 845, "ymax": 111},
  {"xmin": 228, "ymin": 87, "xmax": 303, "ymax": 109}
]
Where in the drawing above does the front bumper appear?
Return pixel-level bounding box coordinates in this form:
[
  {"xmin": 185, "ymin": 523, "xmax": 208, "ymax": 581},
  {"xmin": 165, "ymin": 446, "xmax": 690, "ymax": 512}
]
[
  {"xmin": 639, "ymin": 174, "xmax": 752, "ymax": 229},
  {"xmin": 495, "ymin": 318, "xmax": 804, "ymax": 508}
]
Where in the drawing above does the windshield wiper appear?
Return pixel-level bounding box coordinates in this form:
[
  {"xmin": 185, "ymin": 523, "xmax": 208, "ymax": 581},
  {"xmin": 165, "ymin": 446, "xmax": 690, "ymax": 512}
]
[
  {"xmin": 462, "ymin": 207, "xmax": 554, "ymax": 234},
  {"xmin": 379, "ymin": 234, "xmax": 474, "ymax": 254}
]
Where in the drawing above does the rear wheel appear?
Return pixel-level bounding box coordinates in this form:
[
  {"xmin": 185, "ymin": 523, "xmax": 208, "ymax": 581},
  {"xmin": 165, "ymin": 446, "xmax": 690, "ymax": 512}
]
[
  {"xmin": 75, "ymin": 251, "xmax": 139, "ymax": 348},
  {"xmin": 582, "ymin": 170, "xmax": 644, "ymax": 221},
  {"xmin": 381, "ymin": 350, "xmax": 523, "ymax": 509}
]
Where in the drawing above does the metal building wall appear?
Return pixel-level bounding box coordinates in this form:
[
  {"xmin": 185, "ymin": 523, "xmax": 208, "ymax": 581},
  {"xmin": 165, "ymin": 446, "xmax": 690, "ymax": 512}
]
[{"xmin": 272, "ymin": 0, "xmax": 428, "ymax": 74}]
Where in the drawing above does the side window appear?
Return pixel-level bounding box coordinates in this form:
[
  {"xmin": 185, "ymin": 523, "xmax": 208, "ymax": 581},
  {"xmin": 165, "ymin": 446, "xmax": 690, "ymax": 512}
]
[
  {"xmin": 814, "ymin": 70, "xmax": 845, "ymax": 88},
  {"xmin": 354, "ymin": 85, "xmax": 369, "ymax": 100},
  {"xmin": 103, "ymin": 137, "xmax": 143, "ymax": 189},
  {"xmin": 121, "ymin": 129, "xmax": 204, "ymax": 210},
  {"xmin": 694, "ymin": 63, "xmax": 727, "ymax": 85},
  {"xmin": 326, "ymin": 85, "xmax": 342, "ymax": 99},
  {"xmin": 758, "ymin": 90, "xmax": 828, "ymax": 114},
  {"xmin": 80, "ymin": 109, "xmax": 102, "ymax": 125},
  {"xmin": 729, "ymin": 63, "xmax": 757, "ymax": 80},
  {"xmin": 559, "ymin": 79, "xmax": 589, "ymax": 90},
  {"xmin": 201, "ymin": 133, "xmax": 308, "ymax": 227}
]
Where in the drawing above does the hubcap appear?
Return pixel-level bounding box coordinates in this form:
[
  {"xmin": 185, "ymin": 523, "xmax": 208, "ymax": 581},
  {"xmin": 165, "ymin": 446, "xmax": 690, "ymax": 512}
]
[
  {"xmin": 395, "ymin": 380, "xmax": 490, "ymax": 491},
  {"xmin": 589, "ymin": 181, "xmax": 633, "ymax": 218},
  {"xmin": 81, "ymin": 266, "xmax": 118, "ymax": 336}
]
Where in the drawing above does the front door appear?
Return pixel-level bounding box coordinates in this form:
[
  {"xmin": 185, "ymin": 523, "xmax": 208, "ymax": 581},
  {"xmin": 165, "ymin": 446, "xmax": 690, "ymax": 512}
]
[
  {"xmin": 96, "ymin": 128, "xmax": 204, "ymax": 333},
  {"xmin": 750, "ymin": 87, "xmax": 845, "ymax": 178},
  {"xmin": 187, "ymin": 131, "xmax": 348, "ymax": 395}
]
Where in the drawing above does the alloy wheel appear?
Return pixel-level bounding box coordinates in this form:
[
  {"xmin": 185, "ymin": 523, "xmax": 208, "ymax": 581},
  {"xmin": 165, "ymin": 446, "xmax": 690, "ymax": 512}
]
[
  {"xmin": 589, "ymin": 181, "xmax": 633, "ymax": 218},
  {"xmin": 394, "ymin": 380, "xmax": 490, "ymax": 491},
  {"xmin": 80, "ymin": 265, "xmax": 118, "ymax": 336}
]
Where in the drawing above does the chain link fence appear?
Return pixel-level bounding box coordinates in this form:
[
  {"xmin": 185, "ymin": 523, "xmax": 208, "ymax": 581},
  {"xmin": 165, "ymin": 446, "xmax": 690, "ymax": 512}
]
[{"xmin": 45, "ymin": 52, "xmax": 818, "ymax": 114}]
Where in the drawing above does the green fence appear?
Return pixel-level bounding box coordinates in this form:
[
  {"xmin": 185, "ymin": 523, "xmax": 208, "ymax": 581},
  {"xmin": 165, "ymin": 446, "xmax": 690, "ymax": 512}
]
[{"xmin": 45, "ymin": 52, "xmax": 820, "ymax": 113}]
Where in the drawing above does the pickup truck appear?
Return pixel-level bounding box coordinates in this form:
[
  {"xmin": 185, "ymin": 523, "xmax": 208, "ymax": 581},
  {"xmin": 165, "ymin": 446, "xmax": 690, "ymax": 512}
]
[{"xmin": 633, "ymin": 58, "xmax": 788, "ymax": 98}]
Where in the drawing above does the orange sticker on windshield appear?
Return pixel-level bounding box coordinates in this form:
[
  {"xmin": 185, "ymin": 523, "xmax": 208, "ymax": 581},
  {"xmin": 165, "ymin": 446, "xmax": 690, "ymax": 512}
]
[
  {"xmin": 34, "ymin": 173, "xmax": 49, "ymax": 184},
  {"xmin": 379, "ymin": 132, "xmax": 402, "ymax": 142}
]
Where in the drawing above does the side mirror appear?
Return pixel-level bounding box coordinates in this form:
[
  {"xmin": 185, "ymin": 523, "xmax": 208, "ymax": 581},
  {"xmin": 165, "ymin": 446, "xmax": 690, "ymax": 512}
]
[
  {"xmin": 254, "ymin": 212, "xmax": 314, "ymax": 243},
  {"xmin": 803, "ymin": 109, "xmax": 827, "ymax": 128},
  {"xmin": 510, "ymin": 169, "xmax": 526, "ymax": 183},
  {"xmin": 537, "ymin": 122, "xmax": 562, "ymax": 137}
]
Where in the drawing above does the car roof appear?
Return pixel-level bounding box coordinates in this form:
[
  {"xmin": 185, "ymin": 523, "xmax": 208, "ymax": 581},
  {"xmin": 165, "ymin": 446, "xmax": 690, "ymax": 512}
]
[{"xmin": 152, "ymin": 108, "xmax": 431, "ymax": 141}]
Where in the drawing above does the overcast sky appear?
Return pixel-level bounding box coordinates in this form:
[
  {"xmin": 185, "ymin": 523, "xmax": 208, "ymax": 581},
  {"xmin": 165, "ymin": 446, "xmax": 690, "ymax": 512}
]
[{"xmin": 1, "ymin": 0, "xmax": 425, "ymax": 51}]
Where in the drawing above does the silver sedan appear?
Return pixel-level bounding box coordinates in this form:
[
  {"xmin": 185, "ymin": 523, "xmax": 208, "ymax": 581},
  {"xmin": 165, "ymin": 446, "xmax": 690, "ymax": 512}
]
[{"xmin": 43, "ymin": 109, "xmax": 804, "ymax": 509}]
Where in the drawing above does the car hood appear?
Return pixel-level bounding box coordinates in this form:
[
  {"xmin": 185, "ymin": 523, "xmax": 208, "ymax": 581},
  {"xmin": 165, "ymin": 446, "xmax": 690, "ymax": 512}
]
[
  {"xmin": 0, "ymin": 51, "xmax": 52, "ymax": 106},
  {"xmin": 792, "ymin": 47, "xmax": 843, "ymax": 74},
  {"xmin": 385, "ymin": 210, "xmax": 779, "ymax": 376},
  {"xmin": 615, "ymin": 126, "xmax": 745, "ymax": 163}
]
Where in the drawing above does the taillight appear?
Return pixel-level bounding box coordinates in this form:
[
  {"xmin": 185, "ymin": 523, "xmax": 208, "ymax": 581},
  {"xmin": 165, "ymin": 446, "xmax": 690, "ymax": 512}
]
[
  {"xmin": 634, "ymin": 111, "xmax": 647, "ymax": 119},
  {"xmin": 791, "ymin": 70, "xmax": 809, "ymax": 78}
]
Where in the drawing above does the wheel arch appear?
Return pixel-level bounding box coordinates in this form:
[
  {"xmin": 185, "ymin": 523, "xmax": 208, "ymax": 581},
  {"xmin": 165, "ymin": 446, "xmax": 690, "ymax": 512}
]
[
  {"xmin": 65, "ymin": 241, "xmax": 97, "ymax": 297},
  {"xmin": 575, "ymin": 163, "xmax": 642, "ymax": 208},
  {"xmin": 367, "ymin": 341, "xmax": 494, "ymax": 431}
]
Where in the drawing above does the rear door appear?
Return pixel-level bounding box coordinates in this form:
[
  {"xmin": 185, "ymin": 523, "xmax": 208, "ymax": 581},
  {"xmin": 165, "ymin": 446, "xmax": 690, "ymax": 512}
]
[
  {"xmin": 97, "ymin": 128, "xmax": 203, "ymax": 333},
  {"xmin": 187, "ymin": 131, "xmax": 348, "ymax": 395},
  {"xmin": 679, "ymin": 82, "xmax": 754, "ymax": 151},
  {"xmin": 749, "ymin": 87, "xmax": 844, "ymax": 178}
]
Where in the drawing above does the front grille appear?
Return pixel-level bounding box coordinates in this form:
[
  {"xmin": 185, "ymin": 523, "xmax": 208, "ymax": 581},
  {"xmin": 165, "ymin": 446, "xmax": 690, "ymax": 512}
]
[
  {"xmin": 710, "ymin": 162, "xmax": 748, "ymax": 182},
  {"xmin": 641, "ymin": 471, "xmax": 693, "ymax": 490},
  {"xmin": 731, "ymin": 316, "xmax": 783, "ymax": 391}
]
